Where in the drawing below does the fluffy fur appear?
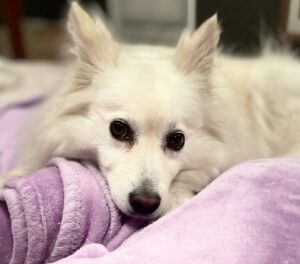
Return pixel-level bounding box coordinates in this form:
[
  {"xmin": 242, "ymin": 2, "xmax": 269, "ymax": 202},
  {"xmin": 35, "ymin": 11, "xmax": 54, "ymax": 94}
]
[{"xmin": 8, "ymin": 3, "xmax": 300, "ymax": 217}]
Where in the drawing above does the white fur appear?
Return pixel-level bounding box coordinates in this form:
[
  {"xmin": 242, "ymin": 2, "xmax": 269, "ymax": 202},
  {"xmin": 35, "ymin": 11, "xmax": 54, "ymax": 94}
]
[{"xmin": 9, "ymin": 3, "xmax": 300, "ymax": 217}]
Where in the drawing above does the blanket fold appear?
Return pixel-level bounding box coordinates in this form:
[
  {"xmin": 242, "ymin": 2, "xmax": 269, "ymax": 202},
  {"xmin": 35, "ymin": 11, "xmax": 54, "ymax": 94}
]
[
  {"xmin": 0, "ymin": 159, "xmax": 146, "ymax": 264},
  {"xmin": 54, "ymin": 158, "xmax": 300, "ymax": 264}
]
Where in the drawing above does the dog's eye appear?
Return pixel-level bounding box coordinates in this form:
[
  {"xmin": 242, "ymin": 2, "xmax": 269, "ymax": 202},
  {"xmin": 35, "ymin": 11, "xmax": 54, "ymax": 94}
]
[
  {"xmin": 166, "ymin": 131, "xmax": 185, "ymax": 151},
  {"xmin": 110, "ymin": 119, "xmax": 133, "ymax": 142}
]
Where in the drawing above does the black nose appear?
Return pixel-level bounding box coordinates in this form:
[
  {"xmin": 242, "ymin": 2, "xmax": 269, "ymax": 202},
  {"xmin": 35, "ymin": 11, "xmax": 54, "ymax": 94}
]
[{"xmin": 129, "ymin": 192, "xmax": 161, "ymax": 216}]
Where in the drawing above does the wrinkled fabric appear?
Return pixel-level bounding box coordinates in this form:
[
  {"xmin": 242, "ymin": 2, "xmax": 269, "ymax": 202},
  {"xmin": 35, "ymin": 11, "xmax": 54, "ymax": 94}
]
[
  {"xmin": 54, "ymin": 158, "xmax": 300, "ymax": 264},
  {"xmin": 0, "ymin": 158, "xmax": 146, "ymax": 264}
]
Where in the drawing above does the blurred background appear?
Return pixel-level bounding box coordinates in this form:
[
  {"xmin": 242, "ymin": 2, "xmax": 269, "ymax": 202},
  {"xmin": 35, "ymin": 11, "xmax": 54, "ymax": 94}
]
[{"xmin": 0, "ymin": 0, "xmax": 297, "ymax": 60}]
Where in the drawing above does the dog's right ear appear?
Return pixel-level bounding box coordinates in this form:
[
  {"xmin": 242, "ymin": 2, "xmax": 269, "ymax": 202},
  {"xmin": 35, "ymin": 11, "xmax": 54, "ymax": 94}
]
[{"xmin": 68, "ymin": 2, "xmax": 119, "ymax": 70}]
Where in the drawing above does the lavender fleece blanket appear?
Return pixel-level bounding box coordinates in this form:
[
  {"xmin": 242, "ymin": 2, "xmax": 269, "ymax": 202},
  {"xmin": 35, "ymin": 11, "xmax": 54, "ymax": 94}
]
[{"xmin": 1, "ymin": 99, "xmax": 300, "ymax": 264}]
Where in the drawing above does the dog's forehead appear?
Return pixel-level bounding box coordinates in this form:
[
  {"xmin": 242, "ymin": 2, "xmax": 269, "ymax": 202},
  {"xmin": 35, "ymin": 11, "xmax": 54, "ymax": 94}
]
[
  {"xmin": 114, "ymin": 61, "xmax": 189, "ymax": 115},
  {"xmin": 94, "ymin": 53, "xmax": 204, "ymax": 128}
]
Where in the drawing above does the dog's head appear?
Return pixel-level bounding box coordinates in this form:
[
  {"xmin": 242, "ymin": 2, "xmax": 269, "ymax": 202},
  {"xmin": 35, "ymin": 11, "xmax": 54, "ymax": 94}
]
[{"xmin": 66, "ymin": 3, "xmax": 222, "ymax": 218}]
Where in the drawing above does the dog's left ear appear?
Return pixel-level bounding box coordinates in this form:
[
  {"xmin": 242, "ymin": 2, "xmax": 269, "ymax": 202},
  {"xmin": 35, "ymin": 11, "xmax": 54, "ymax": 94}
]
[
  {"xmin": 174, "ymin": 15, "xmax": 220, "ymax": 76},
  {"xmin": 68, "ymin": 2, "xmax": 119, "ymax": 70}
]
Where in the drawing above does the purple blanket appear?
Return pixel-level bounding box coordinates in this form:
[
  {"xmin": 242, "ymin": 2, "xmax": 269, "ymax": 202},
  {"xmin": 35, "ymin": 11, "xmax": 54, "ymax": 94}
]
[
  {"xmin": 1, "ymin": 98, "xmax": 300, "ymax": 264},
  {"xmin": 0, "ymin": 158, "xmax": 146, "ymax": 263},
  {"xmin": 55, "ymin": 158, "xmax": 300, "ymax": 264}
]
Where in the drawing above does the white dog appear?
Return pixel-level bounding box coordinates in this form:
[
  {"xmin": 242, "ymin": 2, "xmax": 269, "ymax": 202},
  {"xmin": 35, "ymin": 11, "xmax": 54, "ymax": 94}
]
[{"xmin": 8, "ymin": 3, "xmax": 300, "ymax": 218}]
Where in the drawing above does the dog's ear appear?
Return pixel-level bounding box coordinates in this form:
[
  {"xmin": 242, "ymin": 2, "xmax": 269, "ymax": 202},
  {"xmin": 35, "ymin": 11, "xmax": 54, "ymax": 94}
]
[
  {"xmin": 174, "ymin": 15, "xmax": 220, "ymax": 76},
  {"xmin": 68, "ymin": 2, "xmax": 118, "ymax": 70}
]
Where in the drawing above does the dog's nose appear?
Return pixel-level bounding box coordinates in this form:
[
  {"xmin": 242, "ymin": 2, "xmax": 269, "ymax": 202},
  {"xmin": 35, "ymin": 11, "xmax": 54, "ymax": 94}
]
[{"xmin": 129, "ymin": 192, "xmax": 161, "ymax": 216}]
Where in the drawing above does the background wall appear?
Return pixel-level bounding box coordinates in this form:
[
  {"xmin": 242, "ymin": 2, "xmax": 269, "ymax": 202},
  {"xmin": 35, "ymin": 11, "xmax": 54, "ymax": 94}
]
[
  {"xmin": 196, "ymin": 0, "xmax": 281, "ymax": 54},
  {"xmin": 0, "ymin": 0, "xmax": 287, "ymax": 59}
]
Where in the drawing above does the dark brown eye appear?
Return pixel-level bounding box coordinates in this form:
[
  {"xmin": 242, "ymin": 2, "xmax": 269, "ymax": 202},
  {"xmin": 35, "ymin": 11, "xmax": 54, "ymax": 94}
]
[
  {"xmin": 166, "ymin": 131, "xmax": 185, "ymax": 151},
  {"xmin": 110, "ymin": 119, "xmax": 133, "ymax": 142}
]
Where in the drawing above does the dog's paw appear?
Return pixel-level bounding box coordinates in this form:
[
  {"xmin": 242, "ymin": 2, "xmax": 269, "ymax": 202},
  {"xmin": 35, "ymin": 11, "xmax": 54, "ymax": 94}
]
[{"xmin": 168, "ymin": 188, "xmax": 195, "ymax": 212}]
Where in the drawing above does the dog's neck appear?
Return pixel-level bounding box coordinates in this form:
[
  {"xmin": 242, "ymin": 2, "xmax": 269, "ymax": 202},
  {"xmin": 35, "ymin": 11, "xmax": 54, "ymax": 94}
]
[{"xmin": 211, "ymin": 57, "xmax": 276, "ymax": 167}]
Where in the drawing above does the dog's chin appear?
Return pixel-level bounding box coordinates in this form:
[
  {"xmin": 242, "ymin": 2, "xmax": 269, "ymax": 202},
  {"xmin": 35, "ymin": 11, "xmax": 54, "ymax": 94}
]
[{"xmin": 119, "ymin": 207, "xmax": 163, "ymax": 221}]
